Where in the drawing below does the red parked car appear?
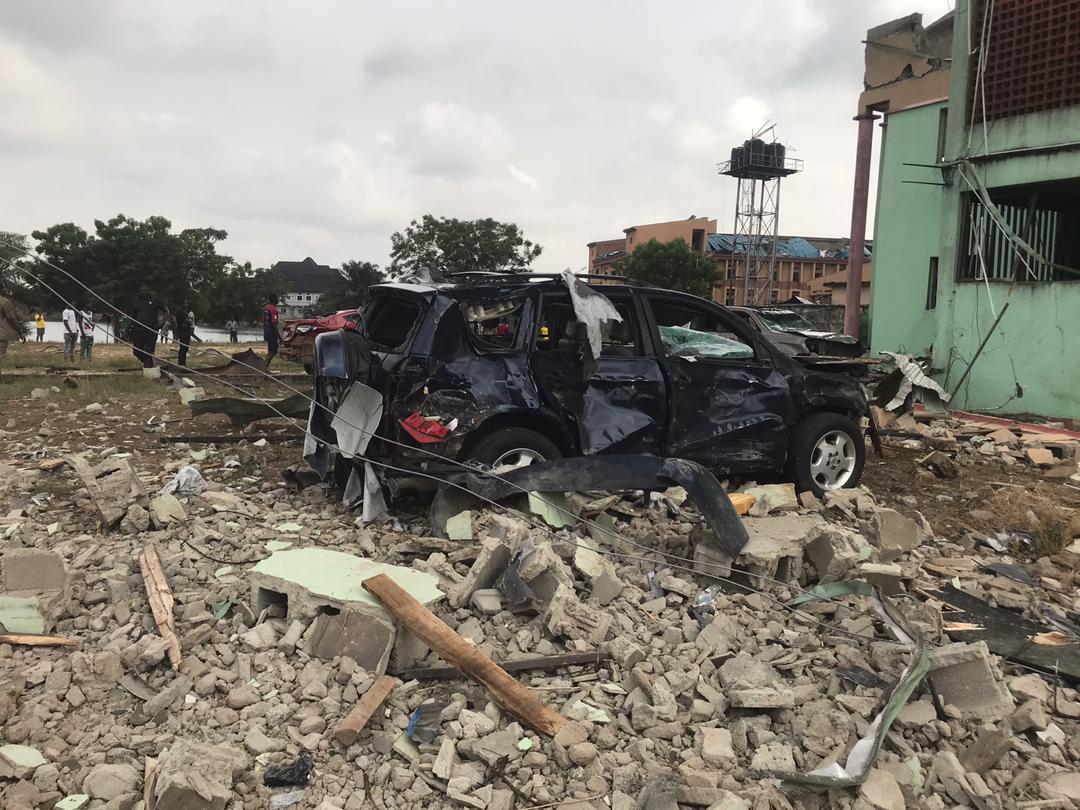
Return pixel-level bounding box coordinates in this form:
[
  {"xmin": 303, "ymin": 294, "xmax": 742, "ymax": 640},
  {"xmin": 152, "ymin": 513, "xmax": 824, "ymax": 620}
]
[{"xmin": 281, "ymin": 309, "xmax": 362, "ymax": 373}]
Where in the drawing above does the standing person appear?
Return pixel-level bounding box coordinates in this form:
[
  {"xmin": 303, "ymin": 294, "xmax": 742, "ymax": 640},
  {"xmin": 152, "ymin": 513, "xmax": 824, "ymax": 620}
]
[
  {"xmin": 61, "ymin": 305, "xmax": 79, "ymax": 362},
  {"xmin": 225, "ymin": 317, "xmax": 239, "ymax": 343},
  {"xmin": 174, "ymin": 307, "xmax": 194, "ymax": 368},
  {"xmin": 79, "ymin": 308, "xmax": 95, "ymax": 361},
  {"xmin": 263, "ymin": 294, "xmax": 281, "ymax": 366},
  {"xmin": 131, "ymin": 286, "xmax": 163, "ymax": 368},
  {"xmin": 34, "ymin": 311, "xmax": 45, "ymax": 342},
  {"xmin": 0, "ymin": 294, "xmax": 28, "ymax": 378}
]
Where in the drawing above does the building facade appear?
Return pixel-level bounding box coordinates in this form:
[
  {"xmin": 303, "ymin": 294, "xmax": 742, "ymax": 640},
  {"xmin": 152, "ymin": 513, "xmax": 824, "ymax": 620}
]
[
  {"xmin": 271, "ymin": 257, "xmax": 337, "ymax": 319},
  {"xmin": 588, "ymin": 218, "xmax": 866, "ymax": 307},
  {"xmin": 863, "ymin": 2, "xmax": 1080, "ymax": 419}
]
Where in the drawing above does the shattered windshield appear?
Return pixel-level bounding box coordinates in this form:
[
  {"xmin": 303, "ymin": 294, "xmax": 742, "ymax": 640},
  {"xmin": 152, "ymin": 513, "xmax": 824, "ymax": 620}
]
[
  {"xmin": 758, "ymin": 310, "xmax": 815, "ymax": 333},
  {"xmin": 659, "ymin": 325, "xmax": 753, "ymax": 360},
  {"xmin": 363, "ymin": 295, "xmax": 425, "ymax": 351}
]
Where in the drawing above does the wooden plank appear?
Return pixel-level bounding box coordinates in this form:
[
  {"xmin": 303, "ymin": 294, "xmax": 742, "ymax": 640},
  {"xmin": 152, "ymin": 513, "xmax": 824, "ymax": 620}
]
[
  {"xmin": 333, "ymin": 675, "xmax": 398, "ymax": 746},
  {"xmin": 397, "ymin": 650, "xmax": 610, "ymax": 681},
  {"xmin": 38, "ymin": 458, "xmax": 68, "ymax": 472},
  {"xmin": 0, "ymin": 633, "xmax": 76, "ymax": 647},
  {"xmin": 139, "ymin": 544, "xmax": 181, "ymax": 670},
  {"xmin": 362, "ymin": 573, "xmax": 566, "ymax": 736},
  {"xmin": 143, "ymin": 756, "xmax": 158, "ymax": 810}
]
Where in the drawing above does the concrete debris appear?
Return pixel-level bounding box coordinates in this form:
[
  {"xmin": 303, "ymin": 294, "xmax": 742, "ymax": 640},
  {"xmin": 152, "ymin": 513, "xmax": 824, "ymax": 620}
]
[
  {"xmin": 3, "ymin": 379, "xmax": 1080, "ymax": 810},
  {"xmin": 928, "ymin": 641, "xmax": 1015, "ymax": 721}
]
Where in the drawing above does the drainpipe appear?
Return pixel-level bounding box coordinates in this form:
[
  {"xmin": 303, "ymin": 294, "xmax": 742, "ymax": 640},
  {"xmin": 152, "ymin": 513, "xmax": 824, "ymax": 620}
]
[{"xmin": 844, "ymin": 112, "xmax": 878, "ymax": 338}]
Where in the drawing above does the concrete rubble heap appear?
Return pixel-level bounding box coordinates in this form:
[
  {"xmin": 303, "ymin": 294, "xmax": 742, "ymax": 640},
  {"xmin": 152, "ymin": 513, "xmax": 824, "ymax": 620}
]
[{"xmin": 0, "ymin": 427, "xmax": 1079, "ymax": 810}]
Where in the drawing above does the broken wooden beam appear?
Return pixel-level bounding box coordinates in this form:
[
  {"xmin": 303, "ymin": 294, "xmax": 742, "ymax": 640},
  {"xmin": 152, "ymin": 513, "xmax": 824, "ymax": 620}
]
[
  {"xmin": 138, "ymin": 544, "xmax": 181, "ymax": 670},
  {"xmin": 333, "ymin": 675, "xmax": 398, "ymax": 746},
  {"xmin": 362, "ymin": 573, "xmax": 566, "ymax": 736},
  {"xmin": 0, "ymin": 633, "xmax": 76, "ymax": 647},
  {"xmin": 397, "ymin": 650, "xmax": 610, "ymax": 681}
]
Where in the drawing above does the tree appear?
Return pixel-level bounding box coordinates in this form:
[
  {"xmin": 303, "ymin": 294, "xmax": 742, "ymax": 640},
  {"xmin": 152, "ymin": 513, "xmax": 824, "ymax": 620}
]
[
  {"xmin": 202, "ymin": 263, "xmax": 286, "ymax": 326},
  {"xmin": 317, "ymin": 260, "xmax": 386, "ymax": 312},
  {"xmin": 616, "ymin": 238, "xmax": 720, "ymax": 299},
  {"xmin": 389, "ymin": 215, "xmax": 541, "ymax": 276},
  {"xmin": 0, "ymin": 232, "xmax": 33, "ymax": 305}
]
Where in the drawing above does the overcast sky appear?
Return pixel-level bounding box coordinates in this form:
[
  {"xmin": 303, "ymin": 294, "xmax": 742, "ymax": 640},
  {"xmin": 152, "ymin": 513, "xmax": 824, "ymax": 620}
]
[{"xmin": 2, "ymin": 0, "xmax": 950, "ymax": 273}]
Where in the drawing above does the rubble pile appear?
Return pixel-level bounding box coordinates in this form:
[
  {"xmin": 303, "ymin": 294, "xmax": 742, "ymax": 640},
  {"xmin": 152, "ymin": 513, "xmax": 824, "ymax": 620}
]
[
  {"xmin": 876, "ymin": 408, "xmax": 1080, "ymax": 480},
  {"xmin": 0, "ymin": 441, "xmax": 1079, "ymax": 810}
]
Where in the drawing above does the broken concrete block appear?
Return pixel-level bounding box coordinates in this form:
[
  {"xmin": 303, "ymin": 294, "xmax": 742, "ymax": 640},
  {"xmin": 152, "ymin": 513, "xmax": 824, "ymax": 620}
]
[
  {"xmin": 469, "ymin": 589, "xmax": 503, "ymax": 616},
  {"xmin": 0, "ymin": 589, "xmax": 65, "ymax": 634},
  {"xmin": 573, "ymin": 537, "xmax": 614, "ymax": 579},
  {"xmin": 605, "ymin": 635, "xmax": 645, "ymax": 669},
  {"xmin": 803, "ymin": 526, "xmax": 867, "ymax": 582},
  {"xmin": 749, "ymin": 742, "xmax": 795, "ymax": 772},
  {"xmin": 987, "ymin": 427, "xmax": 1017, "ymax": 444},
  {"xmin": 857, "ymin": 561, "xmax": 916, "ymax": 595},
  {"xmin": 692, "ymin": 538, "xmax": 733, "ymax": 578},
  {"xmin": 239, "ymin": 622, "xmax": 277, "ymax": 650},
  {"xmin": 1026, "ymin": 447, "xmax": 1055, "ymax": 466},
  {"xmin": 589, "ymin": 572, "xmax": 624, "ymax": 605},
  {"xmin": 871, "ymin": 508, "xmax": 922, "ymax": 561},
  {"xmin": 82, "ymin": 763, "xmax": 140, "ymax": 801},
  {"xmin": 120, "ymin": 504, "xmax": 150, "ymax": 533},
  {"xmin": 718, "ymin": 652, "xmax": 793, "ymax": 708},
  {"xmin": 249, "ymin": 548, "xmax": 443, "ymax": 623},
  {"xmin": 928, "ymin": 641, "xmax": 1014, "ymax": 721},
  {"xmin": 858, "ymin": 768, "xmax": 905, "ymax": 810},
  {"xmin": 1, "ymin": 548, "xmax": 67, "ymax": 593},
  {"xmin": 738, "ymin": 514, "xmax": 826, "ymax": 589},
  {"xmin": 516, "ymin": 543, "xmax": 574, "ymax": 606},
  {"xmin": 700, "ymin": 727, "xmax": 735, "ymax": 768},
  {"xmin": 178, "ymin": 387, "xmax": 205, "ymax": 405},
  {"xmin": 448, "ymin": 538, "xmax": 511, "ymax": 609},
  {"xmin": 306, "ymin": 610, "xmax": 395, "ymax": 675},
  {"xmin": 149, "ymin": 494, "xmax": 187, "ymax": 527},
  {"xmin": 958, "ymin": 728, "xmax": 1012, "ymax": 774},
  {"xmin": 445, "ymin": 511, "xmax": 474, "ymax": 541},
  {"xmin": 744, "ymin": 483, "xmax": 798, "ymax": 516},
  {"xmin": 543, "ymin": 584, "xmax": 612, "ymax": 644},
  {"xmin": 1010, "ymin": 698, "xmax": 1049, "ymax": 733},
  {"xmin": 0, "ymin": 744, "xmax": 46, "ymax": 780},
  {"xmin": 153, "ymin": 739, "xmax": 248, "ymax": 810}
]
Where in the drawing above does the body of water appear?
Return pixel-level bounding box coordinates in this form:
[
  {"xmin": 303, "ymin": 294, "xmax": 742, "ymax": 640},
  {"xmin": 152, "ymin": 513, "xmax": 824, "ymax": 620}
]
[{"xmin": 26, "ymin": 321, "xmax": 264, "ymax": 344}]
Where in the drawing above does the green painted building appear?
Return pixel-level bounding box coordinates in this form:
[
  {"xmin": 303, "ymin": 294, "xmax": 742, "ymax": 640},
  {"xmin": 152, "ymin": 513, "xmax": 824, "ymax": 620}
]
[{"xmin": 862, "ymin": 3, "xmax": 1080, "ymax": 420}]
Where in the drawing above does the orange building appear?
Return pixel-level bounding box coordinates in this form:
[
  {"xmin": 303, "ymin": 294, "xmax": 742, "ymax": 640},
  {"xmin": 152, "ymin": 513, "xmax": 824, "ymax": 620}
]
[{"xmin": 587, "ymin": 216, "xmax": 717, "ymax": 275}]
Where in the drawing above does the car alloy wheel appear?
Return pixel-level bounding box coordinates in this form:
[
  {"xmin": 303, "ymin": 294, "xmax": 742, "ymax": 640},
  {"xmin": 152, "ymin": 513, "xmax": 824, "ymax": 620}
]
[
  {"xmin": 491, "ymin": 447, "xmax": 547, "ymax": 474},
  {"xmin": 809, "ymin": 429, "xmax": 857, "ymax": 490}
]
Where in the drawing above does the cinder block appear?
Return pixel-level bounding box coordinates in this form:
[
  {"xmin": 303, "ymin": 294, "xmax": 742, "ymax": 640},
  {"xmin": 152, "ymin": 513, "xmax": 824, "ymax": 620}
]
[{"xmin": 2, "ymin": 548, "xmax": 68, "ymax": 593}]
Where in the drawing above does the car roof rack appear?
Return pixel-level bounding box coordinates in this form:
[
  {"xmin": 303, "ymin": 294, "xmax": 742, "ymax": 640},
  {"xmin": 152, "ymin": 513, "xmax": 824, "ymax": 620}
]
[{"xmin": 445, "ymin": 271, "xmax": 645, "ymax": 286}]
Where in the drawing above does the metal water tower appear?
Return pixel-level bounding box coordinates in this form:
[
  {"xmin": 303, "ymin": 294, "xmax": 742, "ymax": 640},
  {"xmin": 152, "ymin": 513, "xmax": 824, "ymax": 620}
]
[{"xmin": 718, "ymin": 124, "xmax": 803, "ymax": 306}]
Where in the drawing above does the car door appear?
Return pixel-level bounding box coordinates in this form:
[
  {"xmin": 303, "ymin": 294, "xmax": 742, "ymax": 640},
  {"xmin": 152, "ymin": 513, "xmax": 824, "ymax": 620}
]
[
  {"xmin": 643, "ymin": 294, "xmax": 794, "ymax": 473},
  {"xmin": 530, "ymin": 289, "xmax": 667, "ymax": 455}
]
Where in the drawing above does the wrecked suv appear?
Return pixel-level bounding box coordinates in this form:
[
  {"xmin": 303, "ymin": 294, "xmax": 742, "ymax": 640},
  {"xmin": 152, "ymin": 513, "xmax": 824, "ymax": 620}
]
[{"xmin": 310, "ymin": 273, "xmax": 868, "ymax": 497}]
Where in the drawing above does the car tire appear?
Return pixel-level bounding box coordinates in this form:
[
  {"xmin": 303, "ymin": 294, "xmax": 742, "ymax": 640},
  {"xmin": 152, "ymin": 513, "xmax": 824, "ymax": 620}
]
[
  {"xmin": 787, "ymin": 412, "xmax": 865, "ymax": 498},
  {"xmin": 467, "ymin": 428, "xmax": 562, "ymax": 473}
]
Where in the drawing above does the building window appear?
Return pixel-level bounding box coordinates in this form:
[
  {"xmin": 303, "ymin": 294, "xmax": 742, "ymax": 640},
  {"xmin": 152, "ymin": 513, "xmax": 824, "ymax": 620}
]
[
  {"xmin": 691, "ymin": 229, "xmax": 705, "ymax": 252},
  {"xmin": 792, "ymin": 270, "xmax": 800, "ymax": 283},
  {"xmin": 814, "ymin": 263, "xmax": 824, "ymax": 278},
  {"xmin": 725, "ymin": 289, "xmax": 736, "ymax": 305},
  {"xmin": 772, "ymin": 270, "xmax": 779, "ymax": 282},
  {"xmin": 958, "ymin": 182, "xmax": 1080, "ymax": 283},
  {"xmin": 770, "ymin": 289, "xmax": 779, "ymax": 303},
  {"xmin": 926, "ymin": 257, "xmax": 939, "ymax": 309}
]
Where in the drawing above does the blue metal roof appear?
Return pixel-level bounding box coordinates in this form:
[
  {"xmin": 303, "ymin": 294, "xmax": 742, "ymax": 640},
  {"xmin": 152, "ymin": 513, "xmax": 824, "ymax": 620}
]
[{"xmin": 706, "ymin": 234, "xmax": 822, "ymax": 259}]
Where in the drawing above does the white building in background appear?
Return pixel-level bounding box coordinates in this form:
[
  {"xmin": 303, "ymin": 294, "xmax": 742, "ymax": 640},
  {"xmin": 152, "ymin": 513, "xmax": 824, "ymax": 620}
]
[{"xmin": 271, "ymin": 257, "xmax": 337, "ymax": 318}]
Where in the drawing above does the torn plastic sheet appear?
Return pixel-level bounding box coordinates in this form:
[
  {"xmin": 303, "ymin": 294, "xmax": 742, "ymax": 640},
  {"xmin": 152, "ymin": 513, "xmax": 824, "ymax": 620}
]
[
  {"xmin": 263, "ymin": 755, "xmax": 313, "ymax": 787},
  {"xmin": 330, "ymin": 382, "xmax": 382, "ymax": 458},
  {"xmin": 189, "ymin": 392, "xmax": 310, "ymax": 427},
  {"xmin": 561, "ymin": 269, "xmax": 622, "ymax": 360},
  {"xmin": 880, "ymin": 352, "xmax": 951, "ymax": 411},
  {"xmin": 458, "ymin": 454, "xmax": 748, "ymax": 557},
  {"xmin": 406, "ymin": 701, "xmax": 448, "ymax": 743},
  {"xmin": 361, "ymin": 462, "xmax": 390, "ymax": 523},
  {"xmin": 161, "ymin": 465, "xmax": 206, "ymax": 497},
  {"xmin": 778, "ymin": 580, "xmax": 928, "ymax": 789}
]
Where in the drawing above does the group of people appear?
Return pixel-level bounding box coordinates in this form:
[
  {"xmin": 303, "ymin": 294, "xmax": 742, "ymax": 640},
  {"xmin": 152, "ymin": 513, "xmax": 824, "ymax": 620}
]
[
  {"xmin": 59, "ymin": 306, "xmax": 98, "ymax": 362},
  {"xmin": 0, "ymin": 288, "xmax": 279, "ymax": 377}
]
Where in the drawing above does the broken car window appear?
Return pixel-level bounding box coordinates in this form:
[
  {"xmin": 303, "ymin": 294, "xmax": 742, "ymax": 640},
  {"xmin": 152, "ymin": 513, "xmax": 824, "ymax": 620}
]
[
  {"xmin": 535, "ymin": 296, "xmax": 640, "ymax": 356},
  {"xmin": 463, "ymin": 297, "xmax": 526, "ymax": 352},
  {"xmin": 649, "ymin": 299, "xmax": 755, "ymax": 361},
  {"xmin": 758, "ymin": 309, "xmax": 815, "ymax": 333},
  {"xmin": 363, "ymin": 295, "xmax": 424, "ymax": 351}
]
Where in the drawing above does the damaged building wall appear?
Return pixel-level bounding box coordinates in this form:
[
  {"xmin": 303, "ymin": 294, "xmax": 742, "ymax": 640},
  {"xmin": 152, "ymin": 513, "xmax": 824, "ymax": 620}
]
[
  {"xmin": 865, "ymin": 2, "xmax": 1080, "ymax": 420},
  {"xmin": 931, "ymin": 1, "xmax": 1080, "ymax": 420}
]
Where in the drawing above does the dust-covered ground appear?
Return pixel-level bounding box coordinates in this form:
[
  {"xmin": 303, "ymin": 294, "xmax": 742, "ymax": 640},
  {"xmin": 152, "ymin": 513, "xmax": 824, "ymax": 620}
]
[{"xmin": 1, "ymin": 347, "xmax": 1079, "ymax": 810}]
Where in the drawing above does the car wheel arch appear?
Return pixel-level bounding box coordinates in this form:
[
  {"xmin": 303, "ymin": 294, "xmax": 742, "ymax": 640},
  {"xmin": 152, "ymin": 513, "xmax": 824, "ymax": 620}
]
[{"xmin": 458, "ymin": 409, "xmax": 574, "ymax": 460}]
